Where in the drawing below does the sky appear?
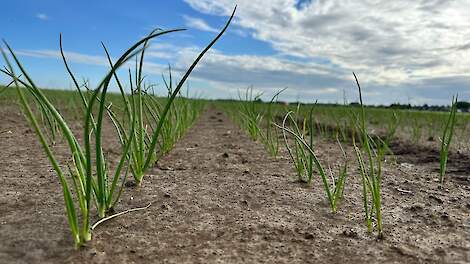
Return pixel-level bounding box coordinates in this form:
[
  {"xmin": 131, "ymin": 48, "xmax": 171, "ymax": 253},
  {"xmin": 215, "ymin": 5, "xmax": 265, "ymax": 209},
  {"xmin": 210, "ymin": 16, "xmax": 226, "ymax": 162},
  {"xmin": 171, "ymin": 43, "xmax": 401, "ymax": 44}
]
[{"xmin": 2, "ymin": 0, "xmax": 470, "ymax": 105}]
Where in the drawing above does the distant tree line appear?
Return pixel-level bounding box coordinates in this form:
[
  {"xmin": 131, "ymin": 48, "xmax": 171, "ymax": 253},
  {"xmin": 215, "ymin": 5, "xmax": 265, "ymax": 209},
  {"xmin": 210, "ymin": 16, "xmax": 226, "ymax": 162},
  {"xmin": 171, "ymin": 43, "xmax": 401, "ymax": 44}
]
[
  {"xmin": 380, "ymin": 101, "xmax": 470, "ymax": 112},
  {"xmin": 214, "ymin": 98, "xmax": 470, "ymax": 112}
]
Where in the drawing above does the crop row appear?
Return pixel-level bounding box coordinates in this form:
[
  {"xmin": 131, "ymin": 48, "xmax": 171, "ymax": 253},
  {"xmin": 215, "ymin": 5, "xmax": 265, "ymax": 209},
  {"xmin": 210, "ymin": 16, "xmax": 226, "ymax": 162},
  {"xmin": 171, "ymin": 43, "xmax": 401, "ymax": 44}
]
[
  {"xmin": 220, "ymin": 73, "xmax": 460, "ymax": 238},
  {"xmin": 0, "ymin": 8, "xmax": 236, "ymax": 248}
]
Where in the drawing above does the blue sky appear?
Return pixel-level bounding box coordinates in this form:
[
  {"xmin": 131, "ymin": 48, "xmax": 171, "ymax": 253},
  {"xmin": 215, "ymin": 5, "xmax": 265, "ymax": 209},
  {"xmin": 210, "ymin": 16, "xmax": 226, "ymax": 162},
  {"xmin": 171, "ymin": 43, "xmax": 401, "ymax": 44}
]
[{"xmin": 2, "ymin": 0, "xmax": 470, "ymax": 105}]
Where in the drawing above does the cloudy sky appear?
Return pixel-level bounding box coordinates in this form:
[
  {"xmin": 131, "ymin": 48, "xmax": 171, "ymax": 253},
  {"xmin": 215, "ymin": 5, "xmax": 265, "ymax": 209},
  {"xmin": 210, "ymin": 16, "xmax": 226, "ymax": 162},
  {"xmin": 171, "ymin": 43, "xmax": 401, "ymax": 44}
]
[{"xmin": 2, "ymin": 0, "xmax": 470, "ymax": 105}]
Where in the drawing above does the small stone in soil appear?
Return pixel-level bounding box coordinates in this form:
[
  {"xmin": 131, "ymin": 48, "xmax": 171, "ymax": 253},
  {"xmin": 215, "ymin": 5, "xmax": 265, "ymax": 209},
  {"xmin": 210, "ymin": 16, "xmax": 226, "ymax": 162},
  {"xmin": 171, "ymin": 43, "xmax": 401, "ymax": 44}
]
[
  {"xmin": 391, "ymin": 245, "xmax": 414, "ymax": 256},
  {"xmin": 440, "ymin": 212, "xmax": 450, "ymax": 220},
  {"xmin": 163, "ymin": 193, "xmax": 171, "ymax": 198},
  {"xmin": 342, "ymin": 229, "xmax": 358, "ymax": 238},
  {"xmin": 429, "ymin": 195, "xmax": 444, "ymax": 204},
  {"xmin": 304, "ymin": 233, "xmax": 315, "ymax": 240},
  {"xmin": 434, "ymin": 248, "xmax": 446, "ymax": 256},
  {"xmin": 125, "ymin": 180, "xmax": 137, "ymax": 187},
  {"xmin": 222, "ymin": 152, "xmax": 229, "ymax": 158},
  {"xmin": 408, "ymin": 203, "xmax": 424, "ymax": 212}
]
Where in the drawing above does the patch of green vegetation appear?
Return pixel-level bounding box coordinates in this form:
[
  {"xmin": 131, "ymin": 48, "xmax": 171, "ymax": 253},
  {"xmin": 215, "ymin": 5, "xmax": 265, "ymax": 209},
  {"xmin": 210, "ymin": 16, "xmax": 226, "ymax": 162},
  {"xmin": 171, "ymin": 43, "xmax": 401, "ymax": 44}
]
[{"xmin": 1, "ymin": 6, "xmax": 236, "ymax": 248}]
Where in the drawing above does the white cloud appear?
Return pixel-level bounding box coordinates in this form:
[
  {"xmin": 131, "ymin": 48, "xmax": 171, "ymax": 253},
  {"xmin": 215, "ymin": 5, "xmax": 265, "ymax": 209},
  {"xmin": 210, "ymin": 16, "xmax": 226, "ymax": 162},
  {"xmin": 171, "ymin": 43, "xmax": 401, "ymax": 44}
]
[
  {"xmin": 182, "ymin": 15, "xmax": 219, "ymax": 33},
  {"xmin": 153, "ymin": 44, "xmax": 351, "ymax": 102},
  {"xmin": 183, "ymin": 0, "xmax": 470, "ymax": 99},
  {"xmin": 35, "ymin": 13, "xmax": 49, "ymax": 21}
]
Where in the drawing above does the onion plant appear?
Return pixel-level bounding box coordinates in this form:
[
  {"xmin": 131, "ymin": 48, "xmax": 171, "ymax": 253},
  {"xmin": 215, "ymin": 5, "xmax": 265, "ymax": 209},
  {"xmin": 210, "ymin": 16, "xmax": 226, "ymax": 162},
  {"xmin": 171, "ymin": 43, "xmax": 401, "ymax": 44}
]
[
  {"xmin": 280, "ymin": 106, "xmax": 314, "ymax": 183},
  {"xmin": 260, "ymin": 88, "xmax": 286, "ymax": 157},
  {"xmin": 277, "ymin": 109, "xmax": 348, "ymax": 214},
  {"xmin": 3, "ymin": 67, "xmax": 60, "ymax": 144},
  {"xmin": 143, "ymin": 70, "xmax": 204, "ymax": 156},
  {"xmin": 103, "ymin": 8, "xmax": 235, "ymax": 186},
  {"xmin": 238, "ymin": 86, "xmax": 263, "ymax": 140},
  {"xmin": 411, "ymin": 118, "xmax": 422, "ymax": 144},
  {"xmin": 439, "ymin": 95, "xmax": 458, "ymax": 185},
  {"xmin": 230, "ymin": 87, "xmax": 286, "ymax": 157},
  {"xmin": 0, "ymin": 25, "xmax": 207, "ymax": 247},
  {"xmin": 385, "ymin": 111, "xmax": 399, "ymax": 145},
  {"xmin": 351, "ymin": 72, "xmax": 384, "ymax": 238},
  {"xmin": 0, "ymin": 76, "xmax": 16, "ymax": 95}
]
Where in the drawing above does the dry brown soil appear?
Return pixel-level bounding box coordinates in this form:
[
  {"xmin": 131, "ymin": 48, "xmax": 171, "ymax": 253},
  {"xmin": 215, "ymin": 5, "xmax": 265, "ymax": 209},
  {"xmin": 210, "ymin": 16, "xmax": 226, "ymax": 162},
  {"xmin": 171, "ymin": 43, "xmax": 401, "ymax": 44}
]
[{"xmin": 0, "ymin": 104, "xmax": 469, "ymax": 263}]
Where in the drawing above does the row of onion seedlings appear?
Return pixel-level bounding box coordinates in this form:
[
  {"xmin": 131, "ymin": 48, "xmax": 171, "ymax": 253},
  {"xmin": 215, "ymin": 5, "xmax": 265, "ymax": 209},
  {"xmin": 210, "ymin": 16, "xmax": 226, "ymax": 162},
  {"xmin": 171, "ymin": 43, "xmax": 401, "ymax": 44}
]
[
  {"xmin": 224, "ymin": 73, "xmax": 458, "ymax": 238},
  {"xmin": 0, "ymin": 7, "xmax": 236, "ymax": 247}
]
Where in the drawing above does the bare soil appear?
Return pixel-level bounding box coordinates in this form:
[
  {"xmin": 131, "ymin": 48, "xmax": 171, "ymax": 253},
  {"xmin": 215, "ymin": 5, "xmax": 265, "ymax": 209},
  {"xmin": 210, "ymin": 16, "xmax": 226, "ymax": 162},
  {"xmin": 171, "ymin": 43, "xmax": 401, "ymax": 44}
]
[{"xmin": 0, "ymin": 105, "xmax": 469, "ymax": 263}]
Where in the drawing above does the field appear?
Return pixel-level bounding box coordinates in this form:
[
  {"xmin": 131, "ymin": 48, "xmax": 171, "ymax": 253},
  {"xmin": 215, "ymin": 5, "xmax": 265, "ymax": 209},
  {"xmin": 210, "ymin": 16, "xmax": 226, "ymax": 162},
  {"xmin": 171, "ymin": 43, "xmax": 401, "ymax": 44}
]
[
  {"xmin": 0, "ymin": 85, "xmax": 469, "ymax": 263},
  {"xmin": 1, "ymin": 11, "xmax": 469, "ymax": 263}
]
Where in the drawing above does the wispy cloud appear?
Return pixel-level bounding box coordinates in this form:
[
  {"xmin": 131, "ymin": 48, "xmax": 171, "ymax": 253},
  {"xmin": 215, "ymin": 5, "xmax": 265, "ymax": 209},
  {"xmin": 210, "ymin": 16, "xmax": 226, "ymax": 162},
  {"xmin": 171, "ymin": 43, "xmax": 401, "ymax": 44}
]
[
  {"xmin": 35, "ymin": 13, "xmax": 49, "ymax": 21},
  {"xmin": 146, "ymin": 51, "xmax": 174, "ymax": 59},
  {"xmin": 16, "ymin": 43, "xmax": 350, "ymax": 102},
  {"xmin": 15, "ymin": 48, "xmax": 168, "ymax": 81},
  {"xmin": 232, "ymin": 28, "xmax": 248, "ymax": 37},
  {"xmin": 16, "ymin": 50, "xmax": 107, "ymax": 66},
  {"xmin": 182, "ymin": 15, "xmax": 219, "ymax": 33}
]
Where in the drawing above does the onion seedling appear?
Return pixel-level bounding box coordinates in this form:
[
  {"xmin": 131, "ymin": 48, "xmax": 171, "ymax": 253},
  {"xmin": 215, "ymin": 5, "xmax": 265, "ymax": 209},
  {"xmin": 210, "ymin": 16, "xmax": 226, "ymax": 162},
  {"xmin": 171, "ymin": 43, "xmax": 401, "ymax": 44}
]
[
  {"xmin": 280, "ymin": 107, "xmax": 314, "ymax": 184},
  {"xmin": 141, "ymin": 74, "xmax": 204, "ymax": 157},
  {"xmin": 238, "ymin": 86, "xmax": 263, "ymax": 140},
  {"xmin": 277, "ymin": 110, "xmax": 348, "ymax": 213},
  {"xmin": 0, "ymin": 73, "xmax": 19, "ymax": 95},
  {"xmin": 1, "ymin": 30, "xmax": 180, "ymax": 246},
  {"xmin": 103, "ymin": 7, "xmax": 236, "ymax": 186},
  {"xmin": 260, "ymin": 88, "xmax": 286, "ymax": 157},
  {"xmin": 439, "ymin": 95, "xmax": 458, "ymax": 185},
  {"xmin": 352, "ymin": 72, "xmax": 384, "ymax": 238},
  {"xmin": 2, "ymin": 67, "xmax": 60, "ymax": 144},
  {"xmin": 411, "ymin": 118, "xmax": 422, "ymax": 144},
  {"xmin": 385, "ymin": 111, "xmax": 399, "ymax": 145},
  {"xmin": 231, "ymin": 87, "xmax": 286, "ymax": 157}
]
